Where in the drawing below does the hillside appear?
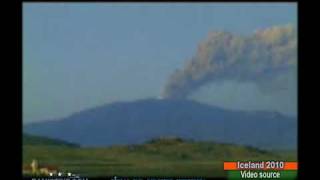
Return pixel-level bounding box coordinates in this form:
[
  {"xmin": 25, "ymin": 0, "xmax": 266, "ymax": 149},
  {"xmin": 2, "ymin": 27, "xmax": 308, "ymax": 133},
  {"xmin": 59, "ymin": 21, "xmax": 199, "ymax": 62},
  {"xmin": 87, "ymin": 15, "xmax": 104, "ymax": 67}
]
[
  {"xmin": 23, "ymin": 137, "xmax": 296, "ymax": 177},
  {"xmin": 24, "ymin": 98, "xmax": 297, "ymax": 149},
  {"xmin": 23, "ymin": 133, "xmax": 79, "ymax": 147}
]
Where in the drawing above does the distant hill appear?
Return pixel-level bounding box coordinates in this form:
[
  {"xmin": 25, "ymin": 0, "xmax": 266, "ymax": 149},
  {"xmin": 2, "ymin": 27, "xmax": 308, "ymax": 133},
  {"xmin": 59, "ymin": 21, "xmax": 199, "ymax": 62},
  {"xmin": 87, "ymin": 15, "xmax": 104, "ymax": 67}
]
[
  {"xmin": 24, "ymin": 98, "xmax": 297, "ymax": 149},
  {"xmin": 23, "ymin": 133, "xmax": 79, "ymax": 147},
  {"xmin": 127, "ymin": 137, "xmax": 283, "ymax": 160}
]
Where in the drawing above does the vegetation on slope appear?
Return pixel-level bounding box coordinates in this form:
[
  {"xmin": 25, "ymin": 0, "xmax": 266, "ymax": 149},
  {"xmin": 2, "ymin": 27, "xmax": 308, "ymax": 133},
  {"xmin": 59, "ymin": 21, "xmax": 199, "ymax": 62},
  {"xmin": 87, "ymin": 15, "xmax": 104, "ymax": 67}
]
[
  {"xmin": 23, "ymin": 133, "xmax": 79, "ymax": 147},
  {"xmin": 23, "ymin": 137, "xmax": 296, "ymax": 177}
]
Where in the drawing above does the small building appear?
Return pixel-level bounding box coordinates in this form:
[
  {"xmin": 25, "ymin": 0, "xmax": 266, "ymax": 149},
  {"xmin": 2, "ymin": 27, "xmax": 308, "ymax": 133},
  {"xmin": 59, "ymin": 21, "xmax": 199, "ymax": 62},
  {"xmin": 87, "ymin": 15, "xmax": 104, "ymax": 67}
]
[
  {"xmin": 39, "ymin": 165, "xmax": 58, "ymax": 176},
  {"xmin": 23, "ymin": 159, "xmax": 59, "ymax": 176}
]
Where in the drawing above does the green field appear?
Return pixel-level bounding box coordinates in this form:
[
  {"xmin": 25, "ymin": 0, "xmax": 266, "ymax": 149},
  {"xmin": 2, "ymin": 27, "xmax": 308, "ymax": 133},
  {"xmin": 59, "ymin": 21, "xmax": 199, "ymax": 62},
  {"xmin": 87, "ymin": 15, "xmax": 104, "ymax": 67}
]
[{"xmin": 23, "ymin": 137, "xmax": 296, "ymax": 178}]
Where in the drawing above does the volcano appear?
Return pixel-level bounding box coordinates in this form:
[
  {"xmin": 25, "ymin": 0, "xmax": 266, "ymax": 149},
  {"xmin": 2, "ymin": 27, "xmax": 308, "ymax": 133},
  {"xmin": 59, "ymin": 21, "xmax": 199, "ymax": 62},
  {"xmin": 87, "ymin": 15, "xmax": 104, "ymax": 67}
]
[{"xmin": 23, "ymin": 98, "xmax": 296, "ymax": 149}]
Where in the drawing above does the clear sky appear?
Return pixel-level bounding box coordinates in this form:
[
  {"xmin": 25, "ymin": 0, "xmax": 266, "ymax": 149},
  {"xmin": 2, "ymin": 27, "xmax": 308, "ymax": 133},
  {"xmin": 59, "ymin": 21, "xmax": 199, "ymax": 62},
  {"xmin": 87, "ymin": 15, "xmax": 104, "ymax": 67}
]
[{"xmin": 23, "ymin": 3, "xmax": 297, "ymax": 123}]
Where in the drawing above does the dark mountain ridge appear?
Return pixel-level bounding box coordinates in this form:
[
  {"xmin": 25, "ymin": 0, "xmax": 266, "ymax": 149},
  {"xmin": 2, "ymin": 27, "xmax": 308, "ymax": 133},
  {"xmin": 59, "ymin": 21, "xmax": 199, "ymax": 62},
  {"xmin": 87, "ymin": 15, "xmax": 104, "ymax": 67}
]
[
  {"xmin": 24, "ymin": 98, "xmax": 296, "ymax": 149},
  {"xmin": 23, "ymin": 133, "xmax": 79, "ymax": 147}
]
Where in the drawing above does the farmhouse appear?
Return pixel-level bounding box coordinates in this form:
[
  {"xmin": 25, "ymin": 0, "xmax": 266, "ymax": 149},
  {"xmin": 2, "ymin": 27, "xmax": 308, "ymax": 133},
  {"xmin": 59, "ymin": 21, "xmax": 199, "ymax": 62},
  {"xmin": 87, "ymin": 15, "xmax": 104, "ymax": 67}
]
[{"xmin": 23, "ymin": 159, "xmax": 58, "ymax": 176}]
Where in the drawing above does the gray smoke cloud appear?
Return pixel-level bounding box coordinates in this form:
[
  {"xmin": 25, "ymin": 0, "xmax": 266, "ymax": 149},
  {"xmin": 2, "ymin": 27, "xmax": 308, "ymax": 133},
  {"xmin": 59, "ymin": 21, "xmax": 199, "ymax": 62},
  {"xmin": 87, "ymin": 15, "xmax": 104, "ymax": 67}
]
[{"xmin": 162, "ymin": 25, "xmax": 297, "ymax": 99}]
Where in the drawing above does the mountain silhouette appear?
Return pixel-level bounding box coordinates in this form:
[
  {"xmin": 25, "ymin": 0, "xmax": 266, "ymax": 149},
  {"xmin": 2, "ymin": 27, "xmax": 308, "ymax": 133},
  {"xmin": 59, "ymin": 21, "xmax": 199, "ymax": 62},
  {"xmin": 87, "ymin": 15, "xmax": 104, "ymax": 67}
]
[{"xmin": 24, "ymin": 98, "xmax": 296, "ymax": 149}]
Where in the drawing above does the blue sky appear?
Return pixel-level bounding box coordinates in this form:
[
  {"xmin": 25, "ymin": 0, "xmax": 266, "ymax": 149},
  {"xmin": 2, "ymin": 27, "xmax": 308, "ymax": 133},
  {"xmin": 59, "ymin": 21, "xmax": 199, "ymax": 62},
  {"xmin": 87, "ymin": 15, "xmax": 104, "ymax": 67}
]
[{"xmin": 23, "ymin": 3, "xmax": 297, "ymax": 123}]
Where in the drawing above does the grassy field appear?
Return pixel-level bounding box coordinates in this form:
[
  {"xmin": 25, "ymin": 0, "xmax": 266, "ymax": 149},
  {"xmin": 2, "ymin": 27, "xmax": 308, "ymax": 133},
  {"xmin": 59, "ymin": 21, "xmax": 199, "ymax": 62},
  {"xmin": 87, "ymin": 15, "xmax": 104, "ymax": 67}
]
[{"xmin": 22, "ymin": 137, "xmax": 297, "ymax": 178}]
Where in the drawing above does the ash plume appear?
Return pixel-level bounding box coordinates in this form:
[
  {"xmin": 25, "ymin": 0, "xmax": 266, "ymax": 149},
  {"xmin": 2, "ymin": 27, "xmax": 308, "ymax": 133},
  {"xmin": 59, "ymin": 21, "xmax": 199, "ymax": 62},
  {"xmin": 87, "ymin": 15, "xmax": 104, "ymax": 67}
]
[{"xmin": 162, "ymin": 25, "xmax": 297, "ymax": 99}]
